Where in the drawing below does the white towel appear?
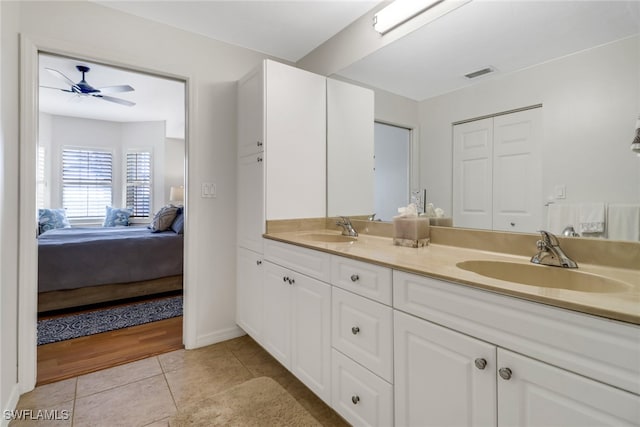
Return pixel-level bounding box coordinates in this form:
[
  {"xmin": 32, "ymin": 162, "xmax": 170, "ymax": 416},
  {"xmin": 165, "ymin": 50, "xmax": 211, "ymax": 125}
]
[
  {"xmin": 546, "ymin": 203, "xmax": 579, "ymax": 235},
  {"xmin": 578, "ymin": 203, "xmax": 605, "ymax": 234},
  {"xmin": 607, "ymin": 204, "xmax": 640, "ymax": 241}
]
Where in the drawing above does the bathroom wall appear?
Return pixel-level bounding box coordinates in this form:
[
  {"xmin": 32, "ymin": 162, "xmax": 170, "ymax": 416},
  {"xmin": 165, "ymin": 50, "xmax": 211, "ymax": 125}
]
[{"xmin": 419, "ymin": 35, "xmax": 640, "ymax": 216}]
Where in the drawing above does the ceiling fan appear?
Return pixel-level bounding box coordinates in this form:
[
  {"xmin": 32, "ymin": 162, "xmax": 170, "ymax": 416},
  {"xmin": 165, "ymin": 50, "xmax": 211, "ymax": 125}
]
[{"xmin": 42, "ymin": 65, "xmax": 136, "ymax": 107}]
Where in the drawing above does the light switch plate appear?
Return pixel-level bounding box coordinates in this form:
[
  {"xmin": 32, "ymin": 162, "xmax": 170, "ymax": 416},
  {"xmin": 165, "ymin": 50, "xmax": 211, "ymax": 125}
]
[
  {"xmin": 201, "ymin": 182, "xmax": 217, "ymax": 198},
  {"xmin": 554, "ymin": 184, "xmax": 566, "ymax": 199}
]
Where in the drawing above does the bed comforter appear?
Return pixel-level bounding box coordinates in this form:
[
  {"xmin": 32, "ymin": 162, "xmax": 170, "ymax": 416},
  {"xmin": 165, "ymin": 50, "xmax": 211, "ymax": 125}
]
[{"xmin": 38, "ymin": 227, "xmax": 183, "ymax": 292}]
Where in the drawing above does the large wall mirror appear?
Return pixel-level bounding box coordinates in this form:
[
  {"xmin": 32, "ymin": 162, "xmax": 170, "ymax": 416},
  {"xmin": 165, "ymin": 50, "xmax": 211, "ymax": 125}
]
[{"xmin": 328, "ymin": 0, "xmax": 640, "ymax": 241}]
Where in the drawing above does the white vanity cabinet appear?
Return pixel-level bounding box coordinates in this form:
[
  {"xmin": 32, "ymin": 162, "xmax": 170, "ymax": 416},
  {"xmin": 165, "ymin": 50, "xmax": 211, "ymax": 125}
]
[
  {"xmin": 330, "ymin": 255, "xmax": 394, "ymax": 427},
  {"xmin": 236, "ymin": 247, "xmax": 264, "ymax": 343},
  {"xmin": 394, "ymin": 270, "xmax": 640, "ymax": 427},
  {"xmin": 262, "ymin": 240, "xmax": 332, "ymax": 404}
]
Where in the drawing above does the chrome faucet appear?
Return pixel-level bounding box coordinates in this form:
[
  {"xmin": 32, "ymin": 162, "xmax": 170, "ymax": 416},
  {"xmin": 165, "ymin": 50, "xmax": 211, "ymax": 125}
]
[
  {"xmin": 531, "ymin": 230, "xmax": 578, "ymax": 268},
  {"xmin": 336, "ymin": 216, "xmax": 358, "ymax": 237}
]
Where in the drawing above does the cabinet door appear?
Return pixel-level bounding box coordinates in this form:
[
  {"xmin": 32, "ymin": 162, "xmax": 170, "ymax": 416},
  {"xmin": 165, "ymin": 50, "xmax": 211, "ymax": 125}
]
[
  {"xmin": 394, "ymin": 310, "xmax": 497, "ymax": 427},
  {"xmin": 237, "ymin": 154, "xmax": 264, "ymax": 253},
  {"xmin": 498, "ymin": 349, "xmax": 640, "ymax": 426},
  {"xmin": 264, "ymin": 60, "xmax": 326, "ymax": 220},
  {"xmin": 290, "ymin": 272, "xmax": 332, "ymax": 404},
  {"xmin": 236, "ymin": 247, "xmax": 263, "ymax": 342},
  {"xmin": 238, "ymin": 67, "xmax": 264, "ymax": 157},
  {"xmin": 262, "ymin": 261, "xmax": 292, "ymax": 368},
  {"xmin": 327, "ymin": 78, "xmax": 374, "ymax": 217}
]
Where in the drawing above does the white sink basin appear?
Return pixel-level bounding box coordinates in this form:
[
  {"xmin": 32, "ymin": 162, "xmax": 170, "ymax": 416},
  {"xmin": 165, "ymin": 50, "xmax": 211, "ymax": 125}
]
[{"xmin": 456, "ymin": 260, "xmax": 631, "ymax": 293}]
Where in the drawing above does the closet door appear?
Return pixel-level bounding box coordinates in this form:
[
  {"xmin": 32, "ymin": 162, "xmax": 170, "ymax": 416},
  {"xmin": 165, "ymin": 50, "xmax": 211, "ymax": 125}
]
[
  {"xmin": 453, "ymin": 118, "xmax": 493, "ymax": 230},
  {"xmin": 492, "ymin": 108, "xmax": 542, "ymax": 232}
]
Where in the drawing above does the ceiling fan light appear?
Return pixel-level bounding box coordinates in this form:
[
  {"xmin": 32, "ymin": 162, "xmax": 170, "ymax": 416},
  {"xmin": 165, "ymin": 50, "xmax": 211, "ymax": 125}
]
[{"xmin": 373, "ymin": 0, "xmax": 471, "ymax": 35}]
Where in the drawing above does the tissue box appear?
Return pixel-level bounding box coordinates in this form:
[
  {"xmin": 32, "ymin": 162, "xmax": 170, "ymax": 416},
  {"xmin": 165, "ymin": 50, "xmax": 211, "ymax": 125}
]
[{"xmin": 393, "ymin": 216, "xmax": 430, "ymax": 248}]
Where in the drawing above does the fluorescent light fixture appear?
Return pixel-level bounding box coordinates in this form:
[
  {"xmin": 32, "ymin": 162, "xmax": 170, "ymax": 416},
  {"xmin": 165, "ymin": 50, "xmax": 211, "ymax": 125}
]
[{"xmin": 374, "ymin": 0, "xmax": 471, "ymax": 35}]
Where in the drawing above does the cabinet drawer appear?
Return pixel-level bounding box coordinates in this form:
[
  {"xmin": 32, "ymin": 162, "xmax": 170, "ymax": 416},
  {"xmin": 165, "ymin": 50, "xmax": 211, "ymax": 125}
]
[
  {"xmin": 263, "ymin": 239, "xmax": 331, "ymax": 282},
  {"xmin": 332, "ymin": 287, "xmax": 393, "ymax": 382},
  {"xmin": 331, "ymin": 349, "xmax": 393, "ymax": 427},
  {"xmin": 331, "ymin": 255, "xmax": 392, "ymax": 305}
]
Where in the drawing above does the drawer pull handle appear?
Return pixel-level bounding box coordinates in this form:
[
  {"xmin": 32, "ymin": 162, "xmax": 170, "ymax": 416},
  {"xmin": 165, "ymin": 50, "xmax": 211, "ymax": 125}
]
[
  {"xmin": 351, "ymin": 326, "xmax": 360, "ymax": 335},
  {"xmin": 498, "ymin": 367, "xmax": 512, "ymax": 380},
  {"xmin": 256, "ymin": 260, "xmax": 262, "ymax": 266},
  {"xmin": 350, "ymin": 274, "xmax": 359, "ymax": 282},
  {"xmin": 289, "ymin": 278, "xmax": 295, "ymax": 285},
  {"xmin": 283, "ymin": 276, "xmax": 288, "ymax": 283},
  {"xmin": 351, "ymin": 395, "xmax": 360, "ymax": 405},
  {"xmin": 257, "ymin": 141, "xmax": 263, "ymax": 147},
  {"xmin": 474, "ymin": 358, "xmax": 487, "ymax": 370},
  {"xmin": 257, "ymin": 156, "xmax": 263, "ymax": 162}
]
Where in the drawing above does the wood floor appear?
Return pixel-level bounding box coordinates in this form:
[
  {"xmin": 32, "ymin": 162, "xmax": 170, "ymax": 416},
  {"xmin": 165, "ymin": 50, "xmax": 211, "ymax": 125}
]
[{"xmin": 37, "ymin": 314, "xmax": 183, "ymax": 386}]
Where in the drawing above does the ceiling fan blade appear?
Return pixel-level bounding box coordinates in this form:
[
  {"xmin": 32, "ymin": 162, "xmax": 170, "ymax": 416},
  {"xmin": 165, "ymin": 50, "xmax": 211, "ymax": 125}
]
[
  {"xmin": 94, "ymin": 94, "xmax": 136, "ymax": 107},
  {"xmin": 45, "ymin": 68, "xmax": 78, "ymax": 88},
  {"xmin": 96, "ymin": 85, "xmax": 135, "ymax": 94},
  {"xmin": 40, "ymin": 85, "xmax": 73, "ymax": 92}
]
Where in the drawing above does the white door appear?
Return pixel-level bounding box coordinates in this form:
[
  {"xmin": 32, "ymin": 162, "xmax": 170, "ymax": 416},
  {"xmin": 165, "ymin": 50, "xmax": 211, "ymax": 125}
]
[
  {"xmin": 492, "ymin": 109, "xmax": 542, "ymax": 232},
  {"xmin": 290, "ymin": 272, "xmax": 332, "ymax": 404},
  {"xmin": 262, "ymin": 261, "xmax": 292, "ymax": 368},
  {"xmin": 237, "ymin": 154, "xmax": 264, "ymax": 253},
  {"xmin": 498, "ymin": 349, "xmax": 640, "ymax": 426},
  {"xmin": 236, "ymin": 247, "xmax": 263, "ymax": 343},
  {"xmin": 453, "ymin": 117, "xmax": 494, "ymax": 230},
  {"xmin": 394, "ymin": 310, "xmax": 497, "ymax": 427},
  {"xmin": 374, "ymin": 122, "xmax": 411, "ymax": 221}
]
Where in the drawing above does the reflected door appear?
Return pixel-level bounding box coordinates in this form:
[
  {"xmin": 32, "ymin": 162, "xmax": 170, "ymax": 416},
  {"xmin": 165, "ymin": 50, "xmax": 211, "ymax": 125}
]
[{"xmin": 374, "ymin": 123, "xmax": 410, "ymax": 221}]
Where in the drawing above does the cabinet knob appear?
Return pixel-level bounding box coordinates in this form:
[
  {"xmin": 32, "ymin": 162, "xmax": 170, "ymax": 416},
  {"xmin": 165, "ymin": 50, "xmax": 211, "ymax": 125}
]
[
  {"xmin": 351, "ymin": 395, "xmax": 360, "ymax": 405},
  {"xmin": 289, "ymin": 278, "xmax": 295, "ymax": 285},
  {"xmin": 474, "ymin": 358, "xmax": 487, "ymax": 370},
  {"xmin": 257, "ymin": 141, "xmax": 263, "ymax": 147},
  {"xmin": 350, "ymin": 274, "xmax": 359, "ymax": 282},
  {"xmin": 256, "ymin": 260, "xmax": 262, "ymax": 266},
  {"xmin": 257, "ymin": 156, "xmax": 263, "ymax": 162},
  {"xmin": 510, "ymin": 222, "xmax": 516, "ymax": 227},
  {"xmin": 351, "ymin": 326, "xmax": 360, "ymax": 335},
  {"xmin": 283, "ymin": 276, "xmax": 289, "ymax": 283},
  {"xmin": 498, "ymin": 367, "xmax": 512, "ymax": 380}
]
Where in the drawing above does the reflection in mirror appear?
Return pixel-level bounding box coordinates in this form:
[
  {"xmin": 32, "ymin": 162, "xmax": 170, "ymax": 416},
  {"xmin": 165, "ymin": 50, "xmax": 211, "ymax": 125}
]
[
  {"xmin": 330, "ymin": 0, "xmax": 640, "ymax": 241},
  {"xmin": 374, "ymin": 122, "xmax": 411, "ymax": 221}
]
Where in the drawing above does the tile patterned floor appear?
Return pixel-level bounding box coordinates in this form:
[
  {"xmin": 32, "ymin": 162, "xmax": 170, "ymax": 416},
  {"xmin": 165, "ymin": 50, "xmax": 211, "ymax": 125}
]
[{"xmin": 11, "ymin": 335, "xmax": 349, "ymax": 427}]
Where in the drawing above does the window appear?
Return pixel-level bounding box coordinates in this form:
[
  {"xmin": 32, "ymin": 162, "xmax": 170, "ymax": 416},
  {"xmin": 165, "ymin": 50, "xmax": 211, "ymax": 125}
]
[
  {"xmin": 62, "ymin": 148, "xmax": 113, "ymax": 218},
  {"xmin": 36, "ymin": 146, "xmax": 46, "ymax": 210},
  {"xmin": 126, "ymin": 151, "xmax": 152, "ymax": 217}
]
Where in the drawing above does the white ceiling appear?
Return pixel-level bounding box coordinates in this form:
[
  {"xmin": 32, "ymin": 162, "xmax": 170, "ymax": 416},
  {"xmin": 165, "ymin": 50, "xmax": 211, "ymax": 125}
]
[
  {"xmin": 93, "ymin": 0, "xmax": 382, "ymax": 62},
  {"xmin": 39, "ymin": 53, "xmax": 186, "ymax": 139},
  {"xmin": 337, "ymin": 0, "xmax": 640, "ymax": 101},
  {"xmin": 40, "ymin": 0, "xmax": 640, "ymax": 138}
]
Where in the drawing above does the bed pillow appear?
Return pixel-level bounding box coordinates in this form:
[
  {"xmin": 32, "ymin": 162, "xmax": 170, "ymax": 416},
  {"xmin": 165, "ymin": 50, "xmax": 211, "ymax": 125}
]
[
  {"xmin": 38, "ymin": 208, "xmax": 71, "ymax": 234},
  {"xmin": 170, "ymin": 208, "xmax": 184, "ymax": 234},
  {"xmin": 103, "ymin": 206, "xmax": 133, "ymax": 227},
  {"xmin": 149, "ymin": 205, "xmax": 180, "ymax": 232}
]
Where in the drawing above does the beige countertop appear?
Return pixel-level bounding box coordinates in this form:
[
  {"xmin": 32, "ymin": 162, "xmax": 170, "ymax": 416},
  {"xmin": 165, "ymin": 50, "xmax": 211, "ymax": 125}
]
[{"xmin": 264, "ymin": 229, "xmax": 640, "ymax": 325}]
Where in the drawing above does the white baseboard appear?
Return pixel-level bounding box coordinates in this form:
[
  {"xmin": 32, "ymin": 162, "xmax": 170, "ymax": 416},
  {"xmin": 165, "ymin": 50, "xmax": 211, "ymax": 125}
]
[
  {"xmin": 190, "ymin": 325, "xmax": 245, "ymax": 349},
  {"xmin": 1, "ymin": 383, "xmax": 21, "ymax": 427}
]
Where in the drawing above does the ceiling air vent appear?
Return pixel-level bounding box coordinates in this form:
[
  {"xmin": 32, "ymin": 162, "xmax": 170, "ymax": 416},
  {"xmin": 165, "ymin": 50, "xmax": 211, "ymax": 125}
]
[{"xmin": 464, "ymin": 66, "xmax": 495, "ymax": 79}]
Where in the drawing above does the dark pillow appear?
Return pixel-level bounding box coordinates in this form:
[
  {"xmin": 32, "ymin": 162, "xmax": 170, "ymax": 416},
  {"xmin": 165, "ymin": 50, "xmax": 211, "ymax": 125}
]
[
  {"xmin": 103, "ymin": 206, "xmax": 133, "ymax": 227},
  {"xmin": 171, "ymin": 208, "xmax": 184, "ymax": 234},
  {"xmin": 38, "ymin": 208, "xmax": 71, "ymax": 234},
  {"xmin": 149, "ymin": 205, "xmax": 180, "ymax": 232}
]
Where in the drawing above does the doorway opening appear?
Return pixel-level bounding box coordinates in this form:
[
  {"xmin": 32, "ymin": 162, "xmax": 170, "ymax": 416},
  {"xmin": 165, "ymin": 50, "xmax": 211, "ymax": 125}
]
[{"xmin": 35, "ymin": 52, "xmax": 187, "ymax": 384}]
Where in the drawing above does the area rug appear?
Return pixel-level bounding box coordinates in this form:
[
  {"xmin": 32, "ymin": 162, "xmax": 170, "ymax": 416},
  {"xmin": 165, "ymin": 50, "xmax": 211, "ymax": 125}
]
[
  {"xmin": 169, "ymin": 377, "xmax": 321, "ymax": 427},
  {"xmin": 37, "ymin": 296, "xmax": 182, "ymax": 345}
]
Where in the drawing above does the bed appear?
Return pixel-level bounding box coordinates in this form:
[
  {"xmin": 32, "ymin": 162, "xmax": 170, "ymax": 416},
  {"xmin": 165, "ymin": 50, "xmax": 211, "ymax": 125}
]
[{"xmin": 38, "ymin": 226, "xmax": 183, "ymax": 312}]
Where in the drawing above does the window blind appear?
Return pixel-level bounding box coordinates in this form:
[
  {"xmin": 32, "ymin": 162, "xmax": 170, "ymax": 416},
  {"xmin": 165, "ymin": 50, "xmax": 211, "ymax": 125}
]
[
  {"xmin": 126, "ymin": 151, "xmax": 152, "ymax": 217},
  {"xmin": 62, "ymin": 148, "xmax": 113, "ymax": 218}
]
